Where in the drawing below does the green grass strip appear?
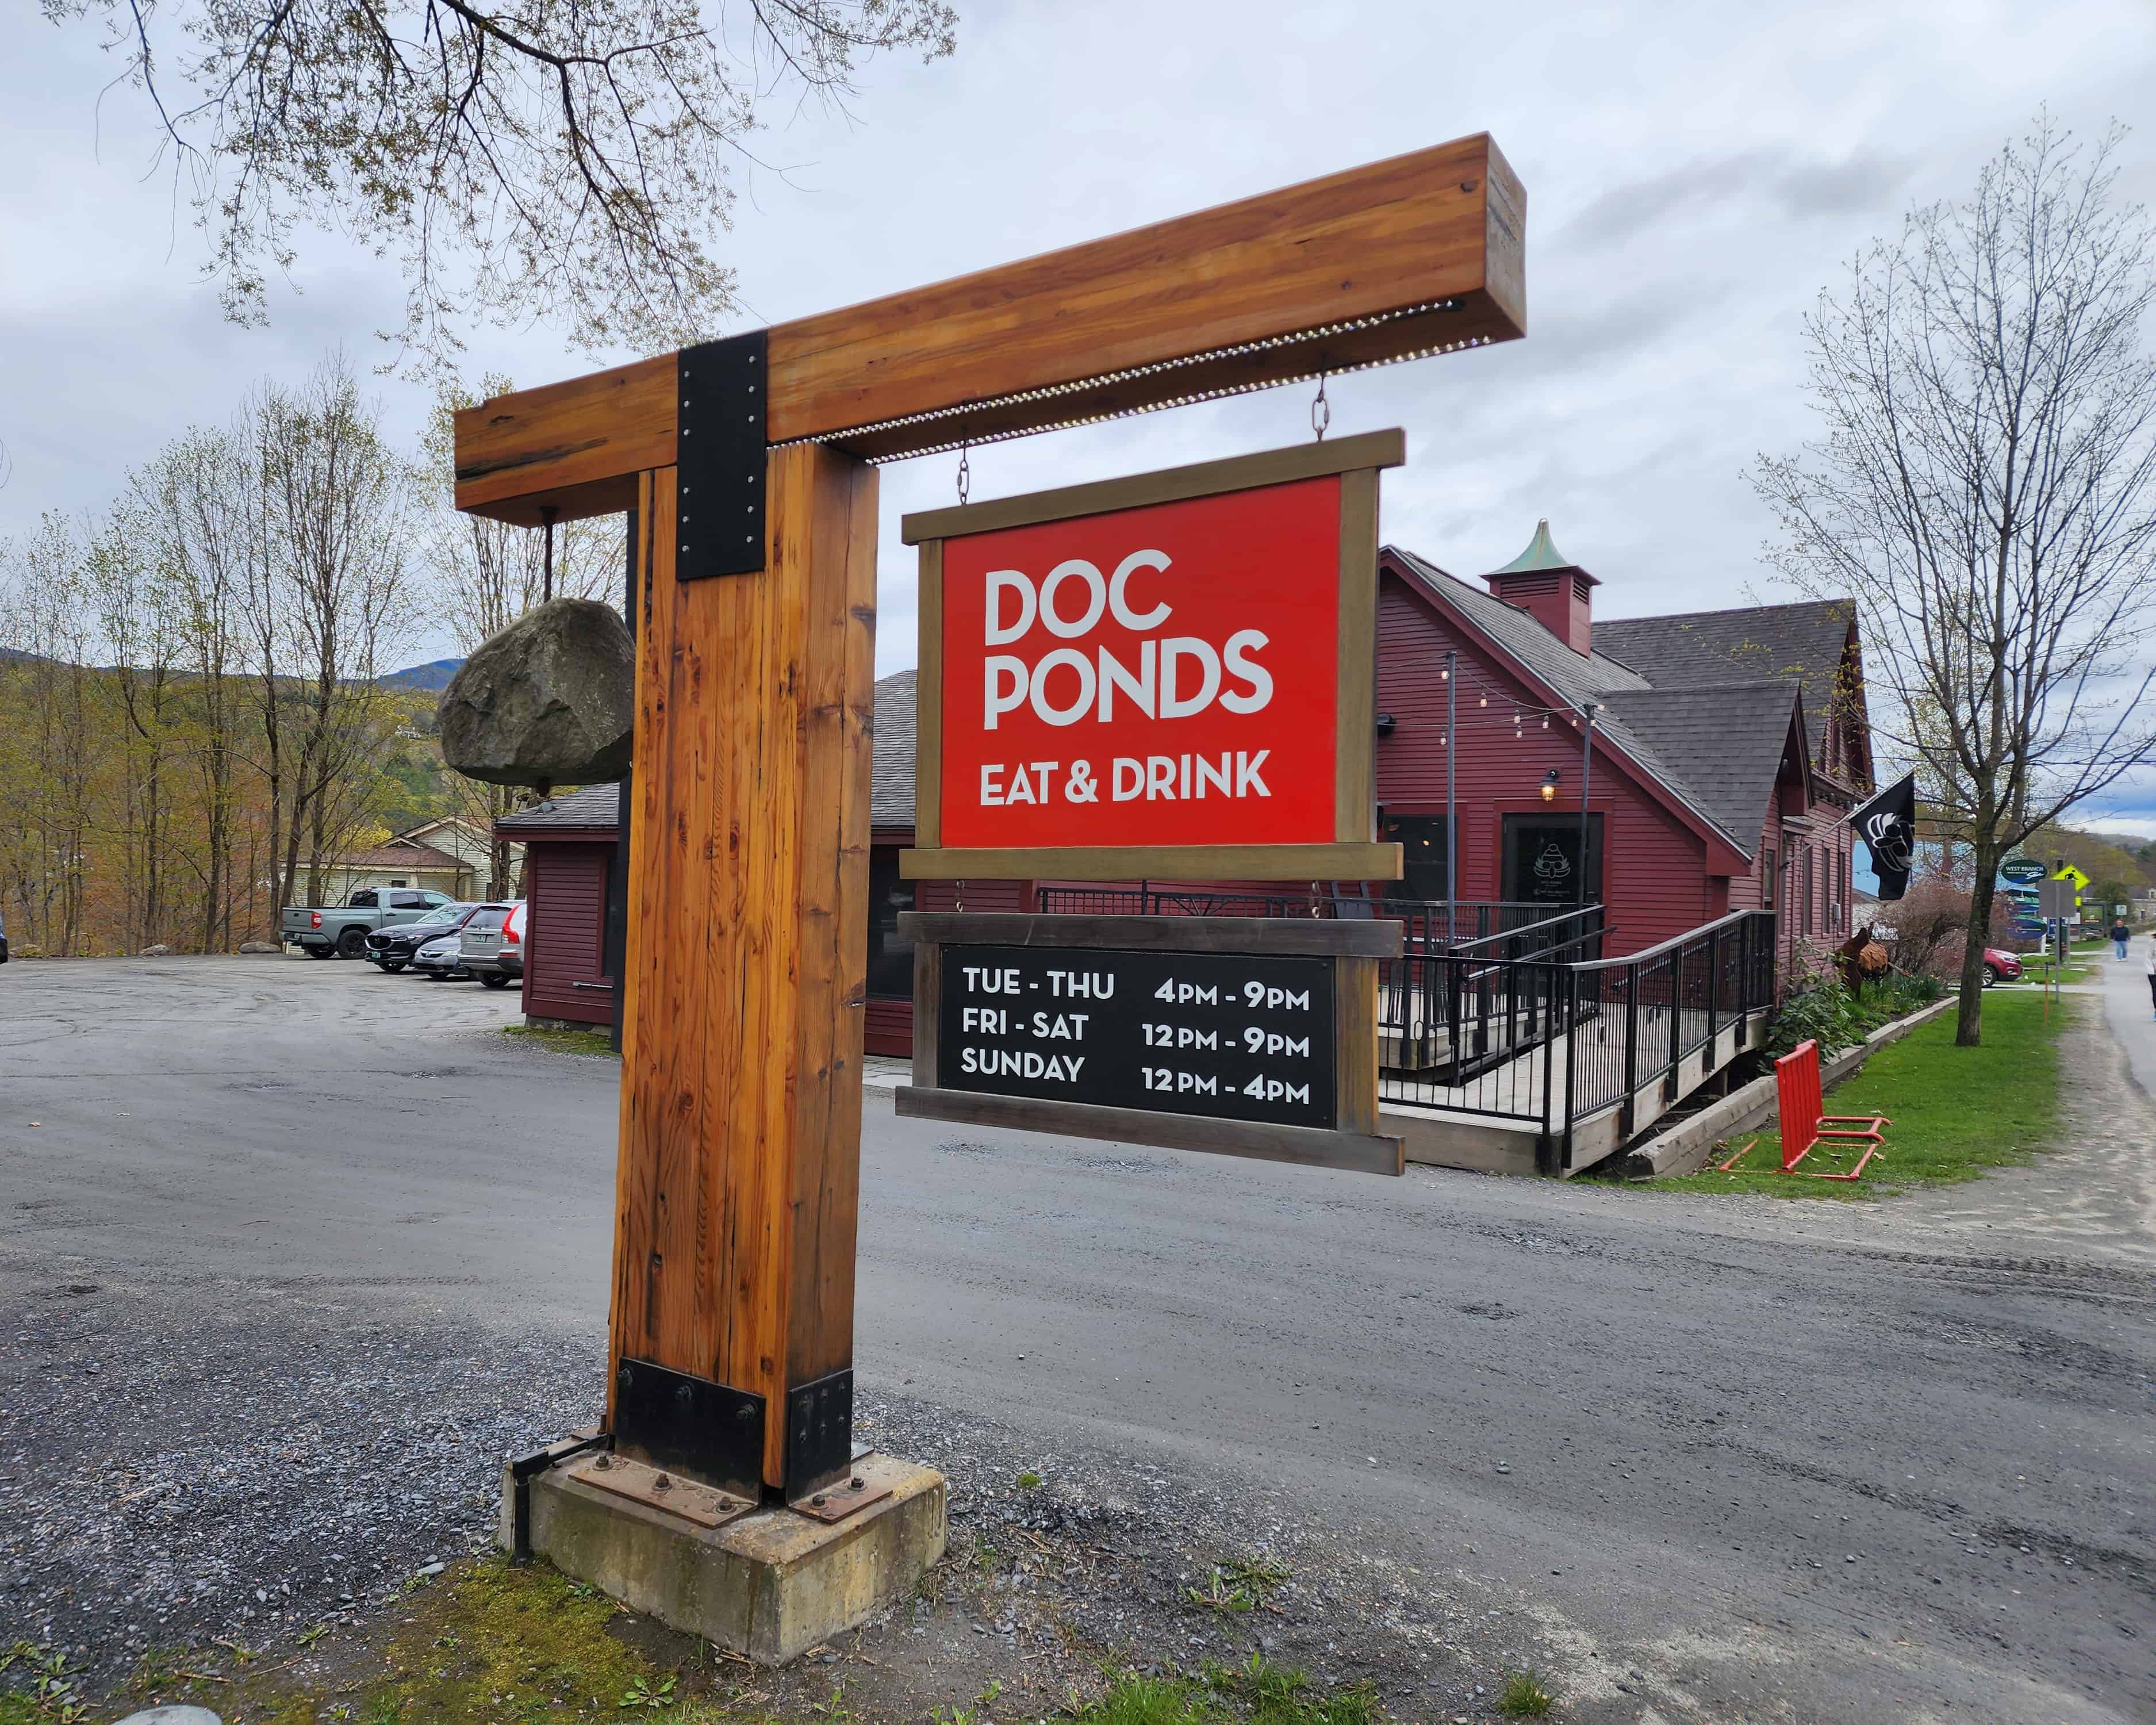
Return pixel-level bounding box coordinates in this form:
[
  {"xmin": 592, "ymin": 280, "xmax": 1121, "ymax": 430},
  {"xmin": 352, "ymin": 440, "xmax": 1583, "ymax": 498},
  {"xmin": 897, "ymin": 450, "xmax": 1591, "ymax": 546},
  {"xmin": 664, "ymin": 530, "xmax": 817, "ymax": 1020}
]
[
  {"xmin": 502, "ymin": 1023, "xmax": 619, "ymax": 1059},
  {"xmin": 1656, "ymin": 988, "xmax": 2064, "ymax": 1201}
]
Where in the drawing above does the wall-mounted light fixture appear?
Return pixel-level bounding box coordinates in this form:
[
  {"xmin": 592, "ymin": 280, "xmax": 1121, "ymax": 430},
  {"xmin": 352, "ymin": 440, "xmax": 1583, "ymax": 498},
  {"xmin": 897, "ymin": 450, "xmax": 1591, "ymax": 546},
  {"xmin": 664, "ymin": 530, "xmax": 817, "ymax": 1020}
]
[
  {"xmin": 1540, "ymin": 769, "xmax": 1562, "ymax": 803},
  {"xmin": 1375, "ymin": 713, "xmax": 1397, "ymax": 737}
]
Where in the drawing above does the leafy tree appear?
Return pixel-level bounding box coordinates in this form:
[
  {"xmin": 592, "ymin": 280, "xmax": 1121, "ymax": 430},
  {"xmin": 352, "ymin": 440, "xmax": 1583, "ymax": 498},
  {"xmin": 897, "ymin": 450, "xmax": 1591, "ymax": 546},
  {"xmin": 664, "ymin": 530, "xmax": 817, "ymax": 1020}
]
[
  {"xmin": 42, "ymin": 0, "xmax": 958, "ymax": 369},
  {"xmin": 1754, "ymin": 116, "xmax": 2156, "ymax": 1046}
]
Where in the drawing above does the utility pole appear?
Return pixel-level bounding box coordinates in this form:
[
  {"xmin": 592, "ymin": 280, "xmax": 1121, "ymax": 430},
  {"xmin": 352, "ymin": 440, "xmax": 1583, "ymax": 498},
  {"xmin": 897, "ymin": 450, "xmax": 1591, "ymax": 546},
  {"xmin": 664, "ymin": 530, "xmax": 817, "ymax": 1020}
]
[
  {"xmin": 1444, "ymin": 648, "xmax": 1457, "ymax": 945},
  {"xmin": 1578, "ymin": 700, "xmax": 1598, "ymax": 917}
]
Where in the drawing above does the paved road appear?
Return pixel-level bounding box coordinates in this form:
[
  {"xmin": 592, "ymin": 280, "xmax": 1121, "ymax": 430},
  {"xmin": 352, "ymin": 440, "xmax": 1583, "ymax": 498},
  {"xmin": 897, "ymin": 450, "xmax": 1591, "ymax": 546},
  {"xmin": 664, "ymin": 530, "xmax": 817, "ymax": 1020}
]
[{"xmin": 2, "ymin": 957, "xmax": 2153, "ymax": 1723}]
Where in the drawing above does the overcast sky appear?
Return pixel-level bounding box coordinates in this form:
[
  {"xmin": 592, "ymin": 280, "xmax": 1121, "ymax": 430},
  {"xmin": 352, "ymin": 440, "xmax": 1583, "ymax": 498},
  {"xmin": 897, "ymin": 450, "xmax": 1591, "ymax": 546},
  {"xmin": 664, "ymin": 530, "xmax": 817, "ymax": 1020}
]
[{"xmin": 6, "ymin": 0, "xmax": 2154, "ymax": 837}]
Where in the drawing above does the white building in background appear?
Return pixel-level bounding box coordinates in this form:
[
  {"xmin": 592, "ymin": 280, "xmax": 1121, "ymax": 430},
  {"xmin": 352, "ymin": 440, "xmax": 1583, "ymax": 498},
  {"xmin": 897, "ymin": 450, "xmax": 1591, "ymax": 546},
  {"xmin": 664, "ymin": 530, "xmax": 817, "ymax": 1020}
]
[{"xmin": 294, "ymin": 816, "xmax": 519, "ymax": 906}]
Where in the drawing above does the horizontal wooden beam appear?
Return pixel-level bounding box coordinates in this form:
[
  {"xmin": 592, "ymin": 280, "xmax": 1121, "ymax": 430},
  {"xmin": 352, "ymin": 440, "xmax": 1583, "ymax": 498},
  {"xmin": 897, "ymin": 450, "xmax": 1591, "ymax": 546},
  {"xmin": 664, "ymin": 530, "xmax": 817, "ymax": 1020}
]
[
  {"xmin": 456, "ymin": 133, "xmax": 1524, "ymax": 523},
  {"xmin": 899, "ymin": 429, "xmax": 1405, "ymax": 545},
  {"xmin": 899, "ymin": 911, "xmax": 1405, "ymax": 958},
  {"xmin": 898, "ymin": 841, "xmax": 1403, "ymax": 883}
]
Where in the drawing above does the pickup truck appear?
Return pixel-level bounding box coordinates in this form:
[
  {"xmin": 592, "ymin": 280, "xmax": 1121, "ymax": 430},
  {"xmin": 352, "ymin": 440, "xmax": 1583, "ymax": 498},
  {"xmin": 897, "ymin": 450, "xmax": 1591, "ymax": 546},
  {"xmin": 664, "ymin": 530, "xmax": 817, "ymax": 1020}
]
[{"xmin": 282, "ymin": 887, "xmax": 457, "ymax": 958}]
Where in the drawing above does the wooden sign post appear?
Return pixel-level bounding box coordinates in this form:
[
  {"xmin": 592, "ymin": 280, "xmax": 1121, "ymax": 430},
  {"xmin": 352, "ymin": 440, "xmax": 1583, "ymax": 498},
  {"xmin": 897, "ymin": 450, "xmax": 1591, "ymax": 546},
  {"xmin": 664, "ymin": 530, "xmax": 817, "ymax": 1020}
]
[{"xmin": 455, "ymin": 135, "xmax": 1523, "ymax": 1562}]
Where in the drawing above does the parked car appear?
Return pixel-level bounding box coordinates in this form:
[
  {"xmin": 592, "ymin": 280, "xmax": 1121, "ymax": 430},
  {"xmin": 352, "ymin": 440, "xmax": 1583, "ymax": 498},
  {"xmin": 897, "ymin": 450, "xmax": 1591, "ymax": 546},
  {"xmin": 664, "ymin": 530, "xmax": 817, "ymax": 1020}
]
[
  {"xmin": 411, "ymin": 931, "xmax": 471, "ymax": 980},
  {"xmin": 363, "ymin": 902, "xmax": 478, "ymax": 972},
  {"xmin": 1982, "ymin": 947, "xmax": 2024, "ymax": 986},
  {"xmin": 282, "ymin": 887, "xmax": 456, "ymax": 959},
  {"xmin": 458, "ymin": 901, "xmax": 527, "ymax": 990}
]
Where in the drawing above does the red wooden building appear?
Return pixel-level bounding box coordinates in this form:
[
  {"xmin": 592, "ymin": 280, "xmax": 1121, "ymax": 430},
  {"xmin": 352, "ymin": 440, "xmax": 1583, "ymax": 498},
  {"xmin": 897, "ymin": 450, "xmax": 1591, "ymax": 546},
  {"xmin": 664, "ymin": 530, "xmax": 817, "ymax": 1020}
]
[
  {"xmin": 496, "ymin": 784, "xmax": 622, "ymax": 1028},
  {"xmin": 503, "ymin": 523, "xmax": 1872, "ymax": 1053},
  {"xmin": 1373, "ymin": 526, "xmax": 1870, "ymax": 965}
]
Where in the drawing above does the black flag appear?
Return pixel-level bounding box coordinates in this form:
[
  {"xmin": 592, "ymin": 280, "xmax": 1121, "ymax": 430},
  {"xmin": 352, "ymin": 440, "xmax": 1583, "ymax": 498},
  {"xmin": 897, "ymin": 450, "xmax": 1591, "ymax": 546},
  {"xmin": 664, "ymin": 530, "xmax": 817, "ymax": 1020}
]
[{"xmin": 1852, "ymin": 773, "xmax": 1917, "ymax": 902}]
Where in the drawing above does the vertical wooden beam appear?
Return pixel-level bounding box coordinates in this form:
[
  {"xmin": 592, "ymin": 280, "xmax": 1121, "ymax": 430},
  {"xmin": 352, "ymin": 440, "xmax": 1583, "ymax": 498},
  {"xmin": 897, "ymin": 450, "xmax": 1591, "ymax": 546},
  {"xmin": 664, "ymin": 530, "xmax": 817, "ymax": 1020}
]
[
  {"xmin": 1335, "ymin": 466, "xmax": 1380, "ymax": 846},
  {"xmin": 610, "ymin": 446, "xmax": 878, "ymax": 1493}
]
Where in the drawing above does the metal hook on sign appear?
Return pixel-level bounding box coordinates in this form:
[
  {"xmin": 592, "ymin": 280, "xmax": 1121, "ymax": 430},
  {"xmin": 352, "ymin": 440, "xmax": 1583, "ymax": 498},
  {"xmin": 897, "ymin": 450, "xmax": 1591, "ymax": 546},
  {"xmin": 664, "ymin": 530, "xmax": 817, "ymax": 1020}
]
[
  {"xmin": 956, "ymin": 444, "xmax": 971, "ymax": 507},
  {"xmin": 1311, "ymin": 374, "xmax": 1330, "ymax": 443}
]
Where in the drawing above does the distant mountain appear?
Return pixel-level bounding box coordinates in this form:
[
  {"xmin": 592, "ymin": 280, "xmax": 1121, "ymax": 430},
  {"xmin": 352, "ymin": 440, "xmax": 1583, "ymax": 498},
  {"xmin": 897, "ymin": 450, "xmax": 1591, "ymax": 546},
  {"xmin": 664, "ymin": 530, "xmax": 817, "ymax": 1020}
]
[{"xmin": 379, "ymin": 657, "xmax": 464, "ymax": 691}]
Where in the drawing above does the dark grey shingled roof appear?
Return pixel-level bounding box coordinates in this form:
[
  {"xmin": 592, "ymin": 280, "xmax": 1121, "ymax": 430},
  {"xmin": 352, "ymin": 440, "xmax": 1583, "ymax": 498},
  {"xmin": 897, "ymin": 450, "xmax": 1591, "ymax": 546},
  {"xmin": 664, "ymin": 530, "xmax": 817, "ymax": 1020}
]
[
  {"xmin": 1597, "ymin": 683, "xmax": 1804, "ymax": 849},
  {"xmin": 496, "ymin": 781, "xmax": 623, "ymax": 831},
  {"xmin": 1386, "ymin": 547, "xmax": 1755, "ymax": 853},
  {"xmin": 1388, "ymin": 546, "xmax": 1648, "ymax": 707},
  {"xmin": 1591, "ymin": 600, "xmax": 1855, "ymax": 764},
  {"xmin": 870, "ymin": 668, "xmax": 917, "ymax": 829}
]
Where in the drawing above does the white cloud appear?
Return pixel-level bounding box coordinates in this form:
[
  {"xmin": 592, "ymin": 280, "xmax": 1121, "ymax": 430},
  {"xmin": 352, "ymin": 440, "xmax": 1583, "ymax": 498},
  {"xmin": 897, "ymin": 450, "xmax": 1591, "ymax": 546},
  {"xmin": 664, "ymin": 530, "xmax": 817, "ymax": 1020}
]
[{"xmin": 5, "ymin": 0, "xmax": 2154, "ymax": 691}]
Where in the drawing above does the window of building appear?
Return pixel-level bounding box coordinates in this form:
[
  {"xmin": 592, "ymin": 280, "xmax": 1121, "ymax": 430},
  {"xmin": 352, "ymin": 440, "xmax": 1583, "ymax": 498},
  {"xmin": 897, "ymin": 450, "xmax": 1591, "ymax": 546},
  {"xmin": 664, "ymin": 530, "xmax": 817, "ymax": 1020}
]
[
  {"xmin": 1763, "ymin": 846, "xmax": 1777, "ymax": 910},
  {"xmin": 866, "ymin": 850, "xmax": 916, "ymax": 1000},
  {"xmin": 1801, "ymin": 847, "xmax": 1814, "ymax": 934},
  {"xmin": 1380, "ymin": 814, "xmax": 1451, "ymax": 903}
]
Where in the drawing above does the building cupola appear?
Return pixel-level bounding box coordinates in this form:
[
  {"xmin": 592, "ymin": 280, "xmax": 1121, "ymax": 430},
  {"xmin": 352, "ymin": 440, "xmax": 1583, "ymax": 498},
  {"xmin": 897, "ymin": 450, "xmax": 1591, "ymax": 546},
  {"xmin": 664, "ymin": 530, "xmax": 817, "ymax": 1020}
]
[{"xmin": 1484, "ymin": 520, "xmax": 1598, "ymax": 657}]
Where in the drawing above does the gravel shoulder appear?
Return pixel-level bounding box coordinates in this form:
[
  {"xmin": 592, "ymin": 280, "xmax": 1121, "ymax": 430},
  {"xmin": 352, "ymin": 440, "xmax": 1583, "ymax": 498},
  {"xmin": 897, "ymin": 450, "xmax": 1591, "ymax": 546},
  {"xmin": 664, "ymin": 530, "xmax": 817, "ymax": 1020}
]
[{"xmin": 3, "ymin": 957, "xmax": 2151, "ymax": 1723}]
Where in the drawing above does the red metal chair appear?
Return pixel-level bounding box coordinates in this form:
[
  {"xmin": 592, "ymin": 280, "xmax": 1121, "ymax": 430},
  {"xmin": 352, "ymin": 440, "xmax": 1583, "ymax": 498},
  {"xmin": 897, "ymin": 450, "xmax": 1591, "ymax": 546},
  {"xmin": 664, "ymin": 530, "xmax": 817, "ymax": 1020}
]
[
  {"xmin": 1772, "ymin": 1039, "xmax": 1888, "ymax": 1179},
  {"xmin": 1714, "ymin": 1038, "xmax": 1889, "ymax": 1179}
]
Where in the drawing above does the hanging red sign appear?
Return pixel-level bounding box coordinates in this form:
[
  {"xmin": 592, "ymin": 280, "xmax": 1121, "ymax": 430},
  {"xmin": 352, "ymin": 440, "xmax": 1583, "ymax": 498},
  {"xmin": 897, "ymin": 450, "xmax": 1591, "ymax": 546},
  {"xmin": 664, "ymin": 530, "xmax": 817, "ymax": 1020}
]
[{"xmin": 899, "ymin": 432, "xmax": 1405, "ymax": 881}]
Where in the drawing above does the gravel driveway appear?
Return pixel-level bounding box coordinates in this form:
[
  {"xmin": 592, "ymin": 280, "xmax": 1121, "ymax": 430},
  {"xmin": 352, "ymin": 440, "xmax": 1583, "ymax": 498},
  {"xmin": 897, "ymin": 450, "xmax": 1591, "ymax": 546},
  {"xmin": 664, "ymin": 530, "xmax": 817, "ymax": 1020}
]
[{"xmin": 2, "ymin": 956, "xmax": 2151, "ymax": 1723}]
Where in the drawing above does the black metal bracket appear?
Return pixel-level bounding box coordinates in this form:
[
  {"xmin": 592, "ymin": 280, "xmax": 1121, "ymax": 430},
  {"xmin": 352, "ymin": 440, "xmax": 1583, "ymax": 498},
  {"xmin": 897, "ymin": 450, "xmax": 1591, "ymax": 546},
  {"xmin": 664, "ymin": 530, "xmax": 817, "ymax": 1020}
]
[
  {"xmin": 508, "ymin": 1429, "xmax": 610, "ymax": 1562},
  {"xmin": 611, "ymin": 1356, "xmax": 766, "ymax": 1501},
  {"xmin": 677, "ymin": 331, "xmax": 768, "ymax": 581},
  {"xmin": 784, "ymin": 1367, "xmax": 854, "ymax": 1500}
]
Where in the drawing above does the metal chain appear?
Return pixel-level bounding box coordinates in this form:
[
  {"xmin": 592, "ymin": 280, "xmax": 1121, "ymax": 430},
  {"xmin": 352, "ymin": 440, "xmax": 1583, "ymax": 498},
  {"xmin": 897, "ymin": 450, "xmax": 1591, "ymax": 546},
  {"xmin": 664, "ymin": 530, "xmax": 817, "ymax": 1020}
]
[
  {"xmin": 956, "ymin": 444, "xmax": 971, "ymax": 506},
  {"xmin": 1311, "ymin": 373, "xmax": 1330, "ymax": 442}
]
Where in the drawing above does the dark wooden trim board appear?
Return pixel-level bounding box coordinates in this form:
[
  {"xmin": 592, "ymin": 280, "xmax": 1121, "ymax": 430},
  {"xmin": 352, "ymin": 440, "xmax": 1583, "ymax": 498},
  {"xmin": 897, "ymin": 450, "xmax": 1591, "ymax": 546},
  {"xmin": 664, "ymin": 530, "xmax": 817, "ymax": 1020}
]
[
  {"xmin": 900, "ymin": 430, "xmax": 1405, "ymax": 545},
  {"xmin": 899, "ymin": 911, "xmax": 1403, "ymax": 959},
  {"xmin": 912, "ymin": 537, "xmax": 944, "ymax": 849},
  {"xmin": 1334, "ymin": 466, "xmax": 1380, "ymax": 844},
  {"xmin": 900, "ymin": 841, "xmax": 1403, "ymax": 883},
  {"xmin": 893, "ymin": 1086, "xmax": 1402, "ymax": 1177}
]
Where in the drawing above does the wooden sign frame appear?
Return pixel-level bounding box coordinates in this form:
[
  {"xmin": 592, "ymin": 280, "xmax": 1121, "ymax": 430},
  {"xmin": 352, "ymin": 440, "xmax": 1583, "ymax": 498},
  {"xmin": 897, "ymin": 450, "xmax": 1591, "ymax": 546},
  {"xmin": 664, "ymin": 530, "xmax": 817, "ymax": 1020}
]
[
  {"xmin": 899, "ymin": 432, "xmax": 1406, "ymax": 883},
  {"xmin": 895, "ymin": 912, "xmax": 1405, "ymax": 1176}
]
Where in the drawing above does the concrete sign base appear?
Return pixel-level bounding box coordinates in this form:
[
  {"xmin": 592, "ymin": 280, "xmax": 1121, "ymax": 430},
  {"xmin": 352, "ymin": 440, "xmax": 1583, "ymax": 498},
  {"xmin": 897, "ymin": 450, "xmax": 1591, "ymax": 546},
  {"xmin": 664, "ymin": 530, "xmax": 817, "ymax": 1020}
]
[{"xmin": 499, "ymin": 1450, "xmax": 946, "ymax": 1665}]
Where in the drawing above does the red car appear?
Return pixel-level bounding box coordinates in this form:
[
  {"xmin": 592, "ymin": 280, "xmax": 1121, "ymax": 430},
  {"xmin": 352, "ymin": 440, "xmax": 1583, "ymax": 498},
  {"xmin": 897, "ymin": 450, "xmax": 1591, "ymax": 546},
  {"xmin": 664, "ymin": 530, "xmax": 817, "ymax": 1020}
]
[{"xmin": 1982, "ymin": 948, "xmax": 2024, "ymax": 986}]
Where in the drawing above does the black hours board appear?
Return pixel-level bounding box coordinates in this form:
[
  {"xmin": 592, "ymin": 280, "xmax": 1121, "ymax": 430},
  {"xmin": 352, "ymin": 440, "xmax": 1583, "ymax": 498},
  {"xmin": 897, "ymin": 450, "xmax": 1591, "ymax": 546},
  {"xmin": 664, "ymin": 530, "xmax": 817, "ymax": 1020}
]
[{"xmin": 936, "ymin": 944, "xmax": 1337, "ymax": 1130}]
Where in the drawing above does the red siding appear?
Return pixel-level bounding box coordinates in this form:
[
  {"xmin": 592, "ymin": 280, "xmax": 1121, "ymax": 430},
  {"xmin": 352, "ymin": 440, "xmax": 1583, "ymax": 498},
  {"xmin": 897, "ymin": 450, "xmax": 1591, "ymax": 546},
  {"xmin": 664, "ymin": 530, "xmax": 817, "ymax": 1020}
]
[
  {"xmin": 524, "ymin": 838, "xmax": 613, "ymax": 1025},
  {"xmin": 1373, "ymin": 571, "xmax": 1729, "ymax": 956},
  {"xmin": 865, "ymin": 998, "xmax": 913, "ymax": 1057}
]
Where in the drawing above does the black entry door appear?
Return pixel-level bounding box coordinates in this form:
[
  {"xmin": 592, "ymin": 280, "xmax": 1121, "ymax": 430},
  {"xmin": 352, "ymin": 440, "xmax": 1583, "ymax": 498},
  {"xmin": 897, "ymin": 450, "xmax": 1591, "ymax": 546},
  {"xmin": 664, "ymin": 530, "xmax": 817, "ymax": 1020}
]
[
  {"xmin": 1380, "ymin": 814, "xmax": 1451, "ymax": 902},
  {"xmin": 1502, "ymin": 814, "xmax": 1603, "ymax": 910}
]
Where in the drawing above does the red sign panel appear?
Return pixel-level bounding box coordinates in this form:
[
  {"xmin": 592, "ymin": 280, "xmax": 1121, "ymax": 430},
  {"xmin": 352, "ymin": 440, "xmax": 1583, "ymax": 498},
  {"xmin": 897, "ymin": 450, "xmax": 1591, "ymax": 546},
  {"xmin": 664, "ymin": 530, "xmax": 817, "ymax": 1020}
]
[{"xmin": 938, "ymin": 476, "xmax": 1342, "ymax": 851}]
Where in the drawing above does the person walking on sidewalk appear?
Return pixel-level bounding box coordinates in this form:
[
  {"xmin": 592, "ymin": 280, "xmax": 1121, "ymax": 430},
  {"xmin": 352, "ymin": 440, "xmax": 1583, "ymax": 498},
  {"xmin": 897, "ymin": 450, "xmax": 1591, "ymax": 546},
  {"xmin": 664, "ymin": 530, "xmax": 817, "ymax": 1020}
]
[
  {"xmin": 2112, "ymin": 917, "xmax": 2131, "ymax": 961},
  {"xmin": 2146, "ymin": 936, "xmax": 2156, "ymax": 1021}
]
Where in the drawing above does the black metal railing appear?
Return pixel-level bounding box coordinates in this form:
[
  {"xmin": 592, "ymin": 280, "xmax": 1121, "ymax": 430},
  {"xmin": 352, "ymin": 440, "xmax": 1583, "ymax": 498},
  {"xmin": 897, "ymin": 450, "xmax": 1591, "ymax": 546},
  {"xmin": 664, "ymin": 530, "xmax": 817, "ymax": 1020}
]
[
  {"xmin": 1375, "ymin": 909, "xmax": 1778, "ymax": 1175},
  {"xmin": 1031, "ymin": 887, "xmax": 1587, "ymax": 953}
]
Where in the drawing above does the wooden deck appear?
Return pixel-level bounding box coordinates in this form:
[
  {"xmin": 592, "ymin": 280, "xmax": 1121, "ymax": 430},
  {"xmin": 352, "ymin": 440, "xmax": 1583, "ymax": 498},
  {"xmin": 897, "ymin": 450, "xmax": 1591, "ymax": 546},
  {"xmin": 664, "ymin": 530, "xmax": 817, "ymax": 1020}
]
[{"xmin": 1380, "ymin": 1015, "xmax": 1768, "ymax": 1178}]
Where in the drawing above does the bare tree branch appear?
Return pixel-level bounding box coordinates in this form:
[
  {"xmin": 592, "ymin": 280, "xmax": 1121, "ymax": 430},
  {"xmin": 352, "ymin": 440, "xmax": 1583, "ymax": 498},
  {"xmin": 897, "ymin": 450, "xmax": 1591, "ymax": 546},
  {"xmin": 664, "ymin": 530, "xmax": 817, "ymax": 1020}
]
[{"xmin": 40, "ymin": 0, "xmax": 958, "ymax": 371}]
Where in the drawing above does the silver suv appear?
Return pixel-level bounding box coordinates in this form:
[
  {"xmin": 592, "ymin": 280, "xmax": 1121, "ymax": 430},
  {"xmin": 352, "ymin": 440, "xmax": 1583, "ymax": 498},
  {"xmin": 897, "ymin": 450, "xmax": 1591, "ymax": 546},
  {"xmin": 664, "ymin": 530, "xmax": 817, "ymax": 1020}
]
[{"xmin": 458, "ymin": 901, "xmax": 526, "ymax": 991}]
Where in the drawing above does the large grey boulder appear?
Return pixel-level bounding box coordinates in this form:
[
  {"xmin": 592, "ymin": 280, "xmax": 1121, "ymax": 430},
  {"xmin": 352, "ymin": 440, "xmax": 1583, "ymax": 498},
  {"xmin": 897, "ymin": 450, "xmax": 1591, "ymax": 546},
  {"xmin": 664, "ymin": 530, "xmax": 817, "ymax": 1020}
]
[
  {"xmin": 113, "ymin": 1708, "xmax": 224, "ymax": 1725},
  {"xmin": 438, "ymin": 599, "xmax": 635, "ymax": 789}
]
